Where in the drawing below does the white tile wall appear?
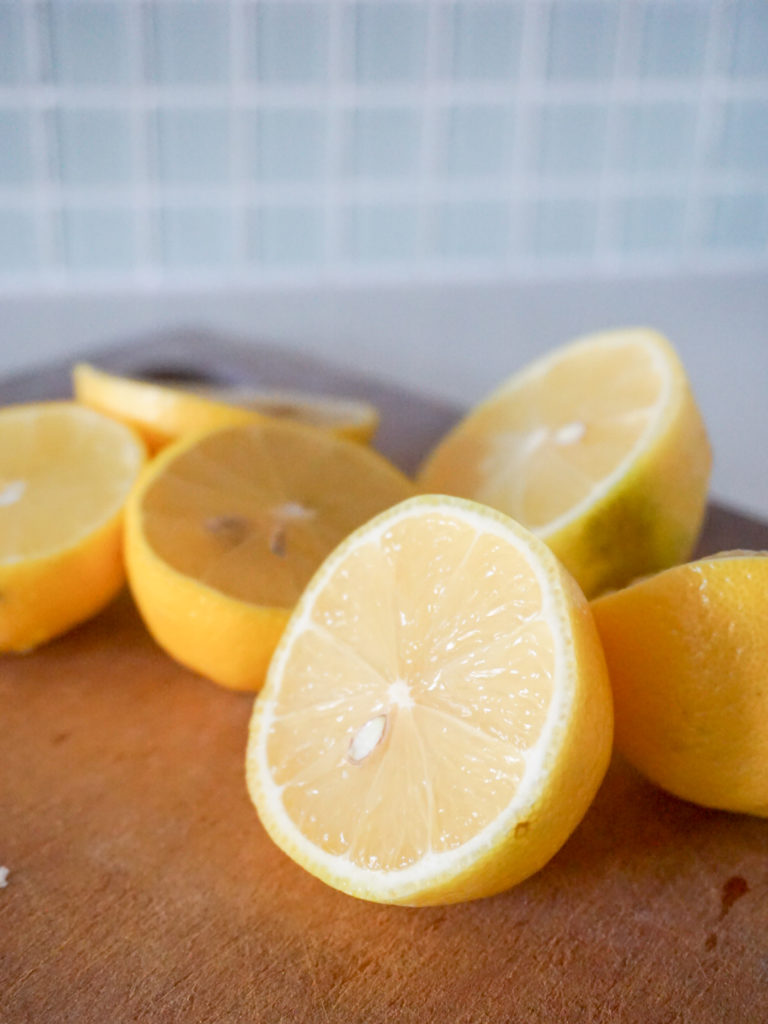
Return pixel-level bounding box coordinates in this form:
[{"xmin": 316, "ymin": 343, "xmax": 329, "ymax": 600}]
[{"xmin": 0, "ymin": 0, "xmax": 766, "ymax": 284}]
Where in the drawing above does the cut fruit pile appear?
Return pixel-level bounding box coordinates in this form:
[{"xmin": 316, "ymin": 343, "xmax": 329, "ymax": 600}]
[
  {"xmin": 418, "ymin": 327, "xmax": 712, "ymax": 598},
  {"xmin": 73, "ymin": 362, "xmax": 380, "ymax": 453},
  {"xmin": 124, "ymin": 417, "xmax": 414, "ymax": 691},
  {"xmin": 3, "ymin": 326, "xmax": 766, "ymax": 907},
  {"xmin": 0, "ymin": 402, "xmax": 146, "ymax": 652},
  {"xmin": 246, "ymin": 495, "xmax": 613, "ymax": 905}
]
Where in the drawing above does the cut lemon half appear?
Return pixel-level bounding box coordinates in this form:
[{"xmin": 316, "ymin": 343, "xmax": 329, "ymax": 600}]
[
  {"xmin": 418, "ymin": 328, "xmax": 712, "ymax": 598},
  {"xmin": 204, "ymin": 386, "xmax": 380, "ymax": 445},
  {"xmin": 0, "ymin": 401, "xmax": 146, "ymax": 652},
  {"xmin": 124, "ymin": 419, "xmax": 414, "ymax": 691},
  {"xmin": 73, "ymin": 362, "xmax": 380, "ymax": 453},
  {"xmin": 592, "ymin": 551, "xmax": 768, "ymax": 817},
  {"xmin": 246, "ymin": 494, "xmax": 613, "ymax": 905}
]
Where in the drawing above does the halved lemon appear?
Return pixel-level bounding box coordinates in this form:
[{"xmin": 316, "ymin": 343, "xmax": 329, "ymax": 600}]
[
  {"xmin": 0, "ymin": 401, "xmax": 146, "ymax": 652},
  {"xmin": 73, "ymin": 362, "xmax": 380, "ymax": 453},
  {"xmin": 246, "ymin": 494, "xmax": 613, "ymax": 905},
  {"xmin": 418, "ymin": 328, "xmax": 712, "ymax": 597},
  {"xmin": 205, "ymin": 386, "xmax": 380, "ymax": 445},
  {"xmin": 124, "ymin": 418, "xmax": 414, "ymax": 691}
]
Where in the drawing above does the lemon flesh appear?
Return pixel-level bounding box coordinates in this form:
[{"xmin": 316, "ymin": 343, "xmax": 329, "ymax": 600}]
[{"xmin": 418, "ymin": 328, "xmax": 712, "ymax": 597}]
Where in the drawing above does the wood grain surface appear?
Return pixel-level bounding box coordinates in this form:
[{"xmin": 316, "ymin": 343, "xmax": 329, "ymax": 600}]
[{"xmin": 2, "ymin": 335, "xmax": 767, "ymax": 1024}]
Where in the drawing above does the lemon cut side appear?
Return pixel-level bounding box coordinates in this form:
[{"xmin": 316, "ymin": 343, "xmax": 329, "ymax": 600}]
[
  {"xmin": 418, "ymin": 328, "xmax": 712, "ymax": 598},
  {"xmin": 124, "ymin": 419, "xmax": 414, "ymax": 691},
  {"xmin": 0, "ymin": 402, "xmax": 146, "ymax": 652},
  {"xmin": 247, "ymin": 495, "xmax": 613, "ymax": 905}
]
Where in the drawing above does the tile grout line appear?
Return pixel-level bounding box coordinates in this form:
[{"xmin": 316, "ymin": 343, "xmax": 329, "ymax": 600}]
[
  {"xmin": 593, "ymin": 0, "xmax": 637, "ymax": 267},
  {"xmin": 513, "ymin": 0, "xmax": 550, "ymax": 256},
  {"xmin": 0, "ymin": 247, "xmax": 765, "ymax": 296},
  {"xmin": 126, "ymin": 0, "xmax": 155, "ymax": 281},
  {"xmin": 682, "ymin": 0, "xmax": 729, "ymax": 254},
  {"xmin": 1, "ymin": 173, "xmax": 767, "ymax": 212},
  {"xmin": 21, "ymin": 0, "xmax": 58, "ymax": 273},
  {"xmin": 322, "ymin": 0, "xmax": 348, "ymax": 270},
  {"xmin": 2, "ymin": 76, "xmax": 767, "ymax": 110},
  {"xmin": 229, "ymin": 0, "xmax": 248, "ymax": 268},
  {"xmin": 415, "ymin": 0, "xmax": 443, "ymax": 263}
]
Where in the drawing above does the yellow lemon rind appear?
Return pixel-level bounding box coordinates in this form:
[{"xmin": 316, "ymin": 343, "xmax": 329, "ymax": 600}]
[
  {"xmin": 592, "ymin": 551, "xmax": 768, "ymax": 817},
  {"xmin": 74, "ymin": 362, "xmax": 266, "ymax": 453}
]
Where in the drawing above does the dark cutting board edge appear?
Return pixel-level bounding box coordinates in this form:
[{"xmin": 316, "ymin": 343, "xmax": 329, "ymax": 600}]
[
  {"xmin": 1, "ymin": 327, "xmax": 765, "ymax": 541},
  {"xmin": 0, "ymin": 328, "xmax": 462, "ymax": 477}
]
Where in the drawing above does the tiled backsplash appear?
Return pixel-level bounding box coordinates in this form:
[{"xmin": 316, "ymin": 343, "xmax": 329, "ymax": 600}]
[{"xmin": 0, "ymin": 0, "xmax": 766, "ymax": 282}]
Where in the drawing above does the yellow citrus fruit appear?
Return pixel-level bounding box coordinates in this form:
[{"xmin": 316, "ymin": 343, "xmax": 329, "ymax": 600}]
[
  {"xmin": 204, "ymin": 386, "xmax": 380, "ymax": 445},
  {"xmin": 417, "ymin": 328, "xmax": 712, "ymax": 598},
  {"xmin": 592, "ymin": 551, "xmax": 768, "ymax": 817},
  {"xmin": 73, "ymin": 362, "xmax": 379, "ymax": 453},
  {"xmin": 246, "ymin": 494, "xmax": 613, "ymax": 905},
  {"xmin": 0, "ymin": 401, "xmax": 146, "ymax": 652},
  {"xmin": 124, "ymin": 419, "xmax": 414, "ymax": 691}
]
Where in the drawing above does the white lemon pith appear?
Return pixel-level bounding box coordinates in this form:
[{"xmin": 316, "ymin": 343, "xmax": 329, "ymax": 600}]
[
  {"xmin": 246, "ymin": 495, "xmax": 613, "ymax": 906},
  {"xmin": 417, "ymin": 328, "xmax": 712, "ymax": 598}
]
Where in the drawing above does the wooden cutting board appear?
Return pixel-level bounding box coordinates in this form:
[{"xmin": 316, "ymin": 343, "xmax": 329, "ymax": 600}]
[{"xmin": 2, "ymin": 334, "xmax": 767, "ymax": 1024}]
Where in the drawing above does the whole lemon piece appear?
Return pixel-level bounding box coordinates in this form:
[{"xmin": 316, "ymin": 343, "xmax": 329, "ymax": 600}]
[{"xmin": 592, "ymin": 552, "xmax": 768, "ymax": 817}]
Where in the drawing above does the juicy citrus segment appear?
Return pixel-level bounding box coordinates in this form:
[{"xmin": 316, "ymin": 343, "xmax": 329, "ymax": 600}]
[
  {"xmin": 73, "ymin": 362, "xmax": 379, "ymax": 453},
  {"xmin": 0, "ymin": 401, "xmax": 146, "ymax": 652},
  {"xmin": 124, "ymin": 419, "xmax": 414, "ymax": 691},
  {"xmin": 417, "ymin": 328, "xmax": 712, "ymax": 598},
  {"xmin": 591, "ymin": 551, "xmax": 768, "ymax": 817},
  {"xmin": 247, "ymin": 495, "xmax": 613, "ymax": 905}
]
